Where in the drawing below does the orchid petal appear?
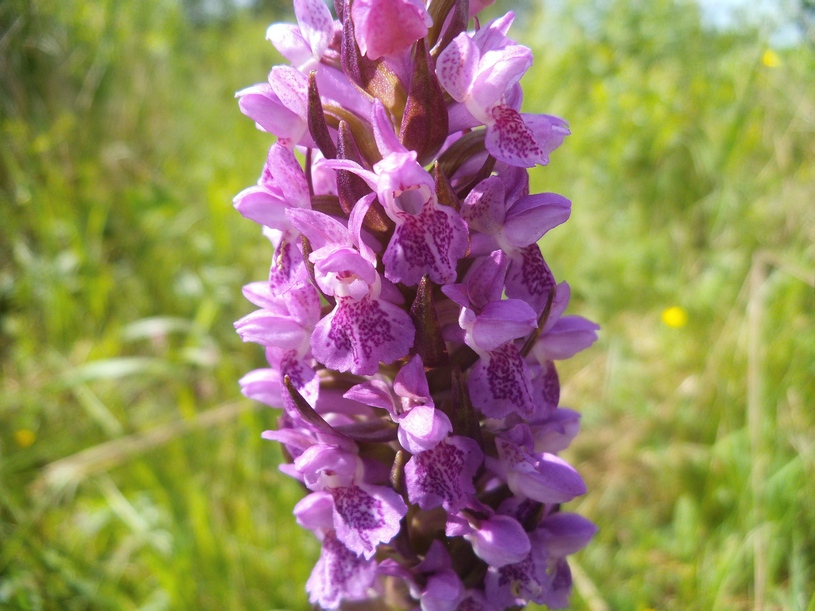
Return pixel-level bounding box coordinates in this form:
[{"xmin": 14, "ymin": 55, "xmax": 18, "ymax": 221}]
[
  {"xmin": 467, "ymin": 514, "xmax": 531, "ymax": 568},
  {"xmin": 405, "ymin": 436, "xmax": 482, "ymax": 512},
  {"xmin": 436, "ymin": 32, "xmax": 479, "ymax": 103},
  {"xmin": 293, "ymin": 0, "xmax": 334, "ymax": 61},
  {"xmin": 469, "ymin": 343, "xmax": 535, "ymax": 419},
  {"xmin": 502, "ymin": 192, "xmax": 571, "ymax": 247},
  {"xmin": 330, "ymin": 483, "xmax": 407, "ymax": 559},
  {"xmin": 312, "ymin": 296, "xmax": 415, "ymax": 375}
]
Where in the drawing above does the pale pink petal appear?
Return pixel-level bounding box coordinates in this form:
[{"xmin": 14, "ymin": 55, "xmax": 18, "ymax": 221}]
[
  {"xmin": 233, "ymin": 185, "xmax": 290, "ymax": 229},
  {"xmin": 436, "ymin": 32, "xmax": 479, "ymax": 103},
  {"xmin": 266, "ymin": 23, "xmax": 313, "ymax": 69},
  {"xmin": 286, "ymin": 208, "xmax": 350, "ymax": 250},
  {"xmin": 234, "ymin": 310, "xmax": 308, "ymax": 349},
  {"xmin": 293, "ymin": 0, "xmax": 334, "ymax": 60},
  {"xmin": 471, "ymin": 45, "xmax": 532, "ymax": 111},
  {"xmin": 268, "ymin": 65, "xmax": 309, "ymax": 118}
]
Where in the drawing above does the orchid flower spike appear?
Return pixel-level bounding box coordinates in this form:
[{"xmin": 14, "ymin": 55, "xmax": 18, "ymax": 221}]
[{"xmin": 235, "ymin": 1, "xmax": 598, "ymax": 608}]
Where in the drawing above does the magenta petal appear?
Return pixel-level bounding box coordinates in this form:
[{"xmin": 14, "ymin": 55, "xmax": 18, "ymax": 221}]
[
  {"xmin": 469, "ymin": 343, "xmax": 535, "ymax": 419},
  {"xmin": 497, "ymin": 436, "xmax": 587, "ymax": 504},
  {"xmin": 329, "ymin": 483, "xmax": 408, "ymax": 559},
  {"xmin": 311, "ymin": 296, "xmax": 415, "ymax": 376},
  {"xmin": 464, "ymin": 250, "xmax": 509, "ymax": 309},
  {"xmin": 392, "ymin": 354, "xmax": 430, "ymax": 401},
  {"xmin": 348, "ymin": 193, "xmax": 378, "ymax": 263},
  {"xmin": 316, "ymin": 248, "xmax": 378, "ymax": 288},
  {"xmin": 371, "ymin": 100, "xmax": 404, "ymax": 158},
  {"xmin": 535, "ymin": 512, "xmax": 598, "ymax": 557},
  {"xmin": 269, "ymin": 236, "xmax": 308, "ymax": 292},
  {"xmin": 383, "ymin": 204, "xmax": 469, "ymax": 286},
  {"xmin": 397, "ymin": 404, "xmax": 452, "ymax": 454},
  {"xmin": 522, "ymin": 112, "xmax": 571, "ymax": 160},
  {"xmin": 274, "ymin": 348, "xmax": 318, "ymax": 403},
  {"xmin": 351, "ymin": 0, "xmax": 430, "ymax": 59},
  {"xmin": 296, "ymin": 444, "xmax": 359, "ymax": 490},
  {"xmin": 440, "ymin": 284, "xmax": 470, "ymax": 309},
  {"xmin": 404, "ymin": 436, "xmax": 482, "ymax": 513},
  {"xmin": 237, "ymin": 83, "xmax": 308, "ymax": 145},
  {"xmin": 306, "ymin": 530, "xmax": 378, "ymax": 609},
  {"xmin": 529, "ymin": 359, "xmax": 561, "ymax": 420},
  {"xmin": 532, "ymin": 408, "xmax": 580, "ymax": 454},
  {"xmin": 502, "ymin": 192, "xmax": 571, "ymax": 247},
  {"xmin": 505, "ymin": 244, "xmax": 556, "ymax": 316},
  {"xmin": 461, "ymin": 175, "xmax": 507, "ymax": 235},
  {"xmin": 470, "ymin": 299, "xmax": 537, "ymax": 351},
  {"xmin": 282, "ymin": 283, "xmax": 322, "ymax": 328},
  {"xmin": 343, "ymin": 380, "xmax": 396, "ymax": 413},
  {"xmin": 485, "ymin": 105, "xmax": 550, "ymax": 168},
  {"xmin": 467, "ymin": 515, "xmax": 531, "ymax": 568},
  {"xmin": 421, "ymin": 570, "xmax": 465, "ymax": 611},
  {"xmin": 484, "ymin": 554, "xmax": 539, "ymax": 610},
  {"xmin": 536, "ymin": 316, "xmax": 600, "ymax": 361}
]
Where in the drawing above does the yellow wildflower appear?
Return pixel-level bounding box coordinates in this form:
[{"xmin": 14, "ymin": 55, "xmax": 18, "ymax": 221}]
[
  {"xmin": 661, "ymin": 306, "xmax": 688, "ymax": 328},
  {"xmin": 762, "ymin": 49, "xmax": 780, "ymax": 68},
  {"xmin": 14, "ymin": 429, "xmax": 36, "ymax": 448}
]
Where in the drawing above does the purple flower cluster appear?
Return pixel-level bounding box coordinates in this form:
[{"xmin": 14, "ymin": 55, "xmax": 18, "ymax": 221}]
[{"xmin": 235, "ymin": 0, "xmax": 599, "ymax": 608}]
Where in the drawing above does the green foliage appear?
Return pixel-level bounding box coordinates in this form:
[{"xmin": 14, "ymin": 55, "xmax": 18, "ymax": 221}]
[{"xmin": 1, "ymin": 0, "xmax": 813, "ymax": 609}]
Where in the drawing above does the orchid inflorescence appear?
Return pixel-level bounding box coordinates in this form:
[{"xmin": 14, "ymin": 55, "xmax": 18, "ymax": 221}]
[{"xmin": 234, "ymin": 0, "xmax": 599, "ymax": 608}]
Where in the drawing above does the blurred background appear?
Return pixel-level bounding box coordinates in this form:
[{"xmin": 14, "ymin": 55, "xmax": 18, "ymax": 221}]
[{"xmin": 1, "ymin": 0, "xmax": 813, "ymax": 609}]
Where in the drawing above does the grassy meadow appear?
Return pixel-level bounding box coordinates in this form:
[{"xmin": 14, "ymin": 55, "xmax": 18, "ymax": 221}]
[{"xmin": 1, "ymin": 0, "xmax": 813, "ymax": 609}]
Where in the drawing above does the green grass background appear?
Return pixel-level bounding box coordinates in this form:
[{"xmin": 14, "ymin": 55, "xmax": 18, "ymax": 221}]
[{"xmin": 1, "ymin": 0, "xmax": 813, "ymax": 609}]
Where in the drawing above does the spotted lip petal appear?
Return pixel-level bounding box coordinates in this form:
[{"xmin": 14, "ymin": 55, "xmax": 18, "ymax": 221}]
[
  {"xmin": 329, "ymin": 483, "xmax": 408, "ymax": 559},
  {"xmin": 306, "ymin": 530, "xmax": 379, "ymax": 609},
  {"xmin": 404, "ymin": 436, "xmax": 483, "ymax": 513},
  {"xmin": 311, "ymin": 294, "xmax": 415, "ymax": 376},
  {"xmin": 383, "ymin": 201, "xmax": 469, "ymax": 286},
  {"xmin": 469, "ymin": 342, "xmax": 535, "ymax": 419}
]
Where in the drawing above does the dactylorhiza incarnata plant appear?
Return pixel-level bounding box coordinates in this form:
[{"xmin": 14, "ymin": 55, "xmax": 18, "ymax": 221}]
[{"xmin": 234, "ymin": 0, "xmax": 600, "ymax": 608}]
